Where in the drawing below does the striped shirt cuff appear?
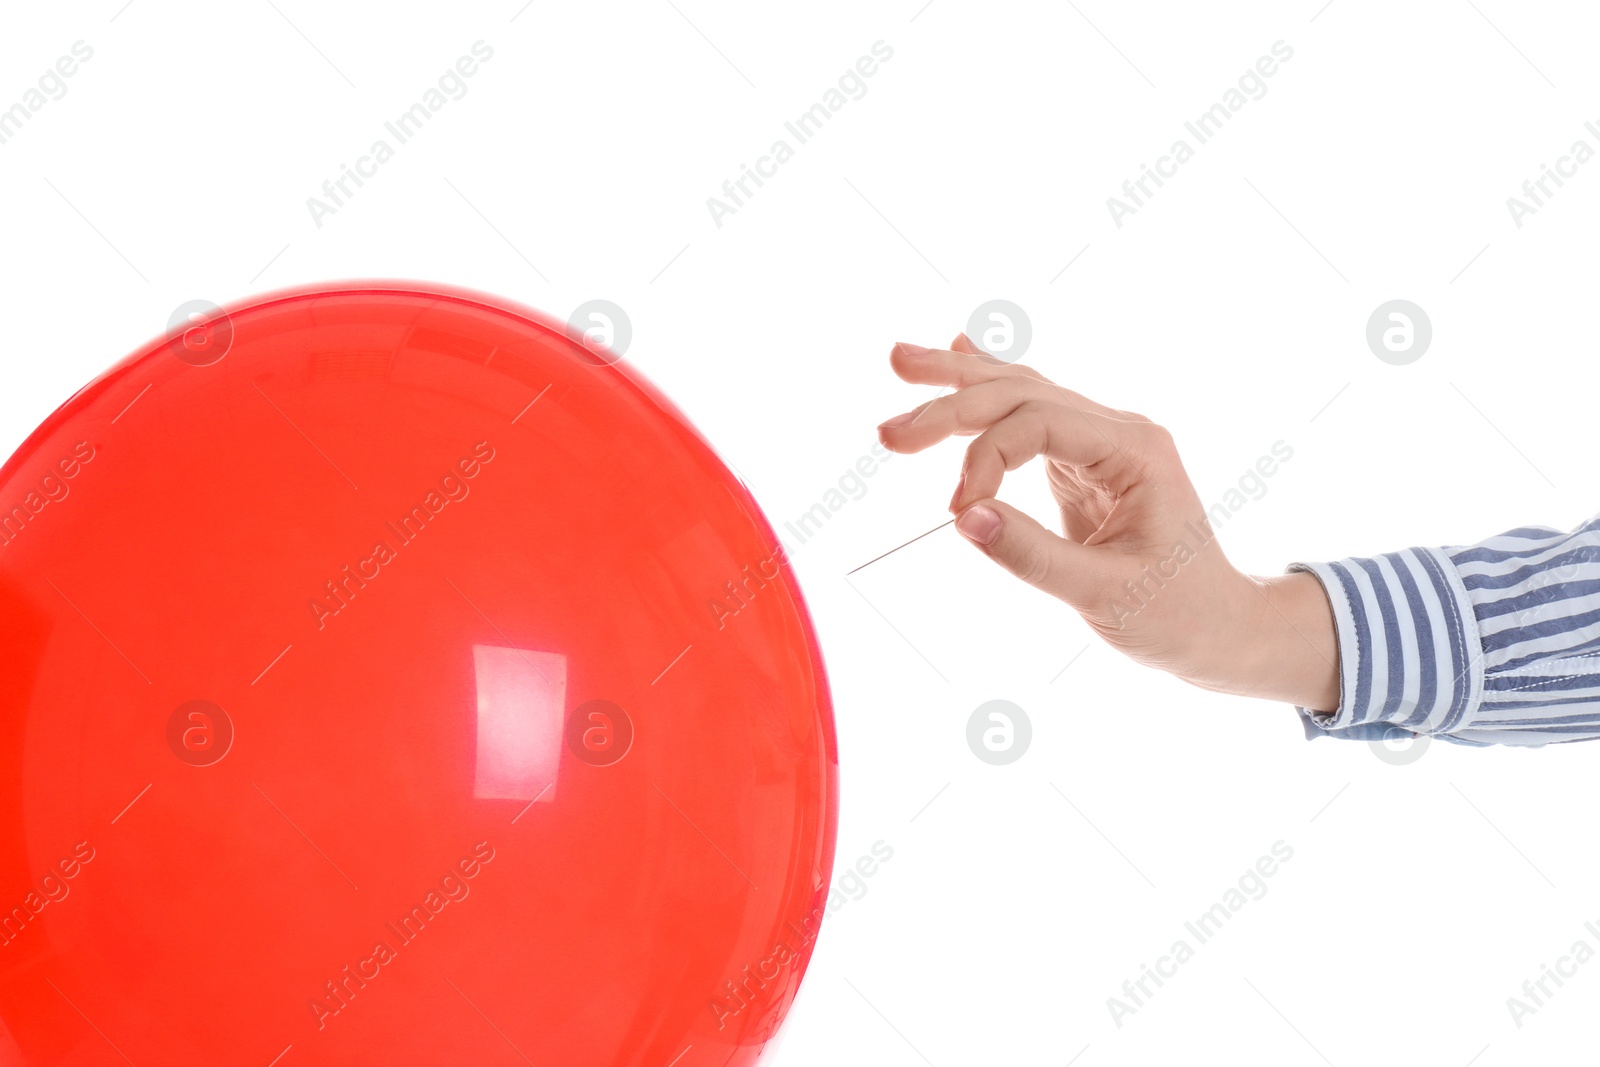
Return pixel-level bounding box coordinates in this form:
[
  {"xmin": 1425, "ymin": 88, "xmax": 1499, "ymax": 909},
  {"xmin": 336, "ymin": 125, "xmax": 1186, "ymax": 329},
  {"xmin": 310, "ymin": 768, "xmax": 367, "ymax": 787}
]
[{"xmin": 1287, "ymin": 549, "xmax": 1485, "ymax": 742}]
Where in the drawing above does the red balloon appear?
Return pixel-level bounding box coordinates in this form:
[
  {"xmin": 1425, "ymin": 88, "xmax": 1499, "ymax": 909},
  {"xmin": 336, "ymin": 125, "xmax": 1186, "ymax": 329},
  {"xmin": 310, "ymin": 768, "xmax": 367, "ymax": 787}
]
[{"xmin": 0, "ymin": 284, "xmax": 838, "ymax": 1065}]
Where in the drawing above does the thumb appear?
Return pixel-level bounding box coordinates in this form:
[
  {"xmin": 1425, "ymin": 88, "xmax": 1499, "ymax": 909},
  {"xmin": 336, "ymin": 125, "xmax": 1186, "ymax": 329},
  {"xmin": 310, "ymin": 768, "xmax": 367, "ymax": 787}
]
[{"xmin": 953, "ymin": 498, "xmax": 1105, "ymax": 609}]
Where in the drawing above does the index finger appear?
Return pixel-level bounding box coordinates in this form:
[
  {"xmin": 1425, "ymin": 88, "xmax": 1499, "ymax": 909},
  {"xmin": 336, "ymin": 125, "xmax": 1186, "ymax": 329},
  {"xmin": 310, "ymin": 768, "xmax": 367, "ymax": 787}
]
[{"xmin": 888, "ymin": 341, "xmax": 1124, "ymax": 421}]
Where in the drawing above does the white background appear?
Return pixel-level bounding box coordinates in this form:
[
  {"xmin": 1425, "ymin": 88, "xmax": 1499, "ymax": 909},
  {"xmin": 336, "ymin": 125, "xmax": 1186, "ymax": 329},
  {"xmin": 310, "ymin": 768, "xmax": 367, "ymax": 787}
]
[{"xmin": 4, "ymin": 1, "xmax": 1599, "ymax": 1064}]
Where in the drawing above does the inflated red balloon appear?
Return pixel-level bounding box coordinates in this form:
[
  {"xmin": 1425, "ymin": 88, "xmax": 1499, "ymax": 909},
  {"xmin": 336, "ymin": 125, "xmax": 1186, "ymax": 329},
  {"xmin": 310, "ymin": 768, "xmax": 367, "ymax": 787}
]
[{"xmin": 0, "ymin": 283, "xmax": 838, "ymax": 1066}]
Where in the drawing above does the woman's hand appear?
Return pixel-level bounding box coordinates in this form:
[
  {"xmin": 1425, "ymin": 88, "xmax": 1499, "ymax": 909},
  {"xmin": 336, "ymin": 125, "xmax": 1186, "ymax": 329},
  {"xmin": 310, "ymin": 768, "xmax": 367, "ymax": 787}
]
[{"xmin": 877, "ymin": 336, "xmax": 1340, "ymax": 712}]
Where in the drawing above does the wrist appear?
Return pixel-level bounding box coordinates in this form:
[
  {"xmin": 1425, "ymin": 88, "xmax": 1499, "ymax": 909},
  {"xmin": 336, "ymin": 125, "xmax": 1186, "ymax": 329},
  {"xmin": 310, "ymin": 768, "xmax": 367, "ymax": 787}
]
[
  {"xmin": 1239, "ymin": 571, "xmax": 1340, "ymax": 711},
  {"xmin": 1177, "ymin": 570, "xmax": 1339, "ymax": 711}
]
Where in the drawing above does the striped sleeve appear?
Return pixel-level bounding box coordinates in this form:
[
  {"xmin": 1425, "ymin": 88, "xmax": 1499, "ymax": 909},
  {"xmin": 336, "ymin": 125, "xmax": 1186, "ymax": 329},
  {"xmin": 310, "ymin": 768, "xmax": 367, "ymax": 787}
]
[{"xmin": 1288, "ymin": 514, "xmax": 1600, "ymax": 747}]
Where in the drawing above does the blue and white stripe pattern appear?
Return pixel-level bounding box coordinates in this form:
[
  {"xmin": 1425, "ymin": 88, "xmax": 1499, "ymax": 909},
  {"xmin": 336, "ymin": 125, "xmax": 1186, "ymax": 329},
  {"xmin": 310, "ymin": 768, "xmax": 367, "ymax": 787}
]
[{"xmin": 1290, "ymin": 515, "xmax": 1600, "ymax": 746}]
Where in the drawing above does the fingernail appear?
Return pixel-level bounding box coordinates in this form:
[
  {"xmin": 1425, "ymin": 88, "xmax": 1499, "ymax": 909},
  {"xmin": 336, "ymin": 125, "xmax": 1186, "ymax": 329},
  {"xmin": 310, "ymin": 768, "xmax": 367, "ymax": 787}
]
[
  {"xmin": 893, "ymin": 342, "xmax": 931, "ymax": 359},
  {"xmin": 956, "ymin": 504, "xmax": 1001, "ymax": 546},
  {"xmin": 948, "ymin": 472, "xmax": 966, "ymax": 512},
  {"xmin": 879, "ymin": 410, "xmax": 916, "ymax": 430}
]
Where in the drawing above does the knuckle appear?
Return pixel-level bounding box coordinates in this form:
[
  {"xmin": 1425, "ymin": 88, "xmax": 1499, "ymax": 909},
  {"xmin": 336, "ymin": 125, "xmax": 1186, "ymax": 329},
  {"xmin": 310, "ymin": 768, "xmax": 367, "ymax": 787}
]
[
  {"xmin": 1140, "ymin": 421, "xmax": 1177, "ymax": 453},
  {"xmin": 1016, "ymin": 542, "xmax": 1054, "ymax": 587}
]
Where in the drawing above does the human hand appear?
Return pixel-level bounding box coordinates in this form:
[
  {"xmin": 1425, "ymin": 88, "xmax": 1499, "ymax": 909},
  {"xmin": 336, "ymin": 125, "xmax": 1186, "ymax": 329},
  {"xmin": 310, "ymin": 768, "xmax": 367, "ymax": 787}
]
[{"xmin": 877, "ymin": 336, "xmax": 1339, "ymax": 712}]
